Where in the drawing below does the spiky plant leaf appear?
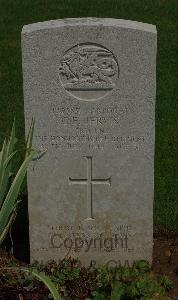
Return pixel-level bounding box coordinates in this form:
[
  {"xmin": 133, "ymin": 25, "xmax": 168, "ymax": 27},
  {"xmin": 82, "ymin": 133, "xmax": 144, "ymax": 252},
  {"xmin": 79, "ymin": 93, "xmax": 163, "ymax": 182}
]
[
  {"xmin": 0, "ymin": 209, "xmax": 17, "ymax": 245},
  {"xmin": 26, "ymin": 117, "xmax": 35, "ymax": 157},
  {"xmin": 0, "ymin": 139, "xmax": 7, "ymax": 187},
  {"xmin": 6, "ymin": 119, "xmax": 17, "ymax": 157},
  {"xmin": 0, "ymin": 120, "xmax": 17, "ymax": 208},
  {"xmin": 26, "ymin": 267, "xmax": 61, "ymax": 300},
  {"xmin": 4, "ymin": 151, "xmax": 17, "ymax": 169},
  {"xmin": 0, "ymin": 118, "xmax": 45, "ymax": 246},
  {"xmin": 0, "ymin": 150, "xmax": 37, "ymax": 239},
  {"xmin": 1, "ymin": 267, "xmax": 61, "ymax": 300},
  {"xmin": 0, "ymin": 139, "xmax": 10, "ymax": 208}
]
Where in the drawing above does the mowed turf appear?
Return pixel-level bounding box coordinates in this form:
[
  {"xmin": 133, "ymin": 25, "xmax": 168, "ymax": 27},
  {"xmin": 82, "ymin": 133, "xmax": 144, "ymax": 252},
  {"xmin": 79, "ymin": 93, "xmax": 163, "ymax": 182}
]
[{"xmin": 0, "ymin": 0, "xmax": 178, "ymax": 232}]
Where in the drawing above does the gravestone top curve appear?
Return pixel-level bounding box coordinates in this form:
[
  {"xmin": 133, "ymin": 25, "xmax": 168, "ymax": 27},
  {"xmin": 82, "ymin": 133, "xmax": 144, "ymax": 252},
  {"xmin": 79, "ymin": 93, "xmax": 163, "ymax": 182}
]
[{"xmin": 22, "ymin": 18, "xmax": 156, "ymax": 34}]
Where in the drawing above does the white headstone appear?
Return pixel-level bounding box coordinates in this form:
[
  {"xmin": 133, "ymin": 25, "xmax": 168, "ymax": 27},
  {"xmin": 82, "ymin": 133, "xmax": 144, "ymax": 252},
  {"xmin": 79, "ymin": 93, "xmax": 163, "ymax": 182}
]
[{"xmin": 22, "ymin": 18, "xmax": 157, "ymax": 267}]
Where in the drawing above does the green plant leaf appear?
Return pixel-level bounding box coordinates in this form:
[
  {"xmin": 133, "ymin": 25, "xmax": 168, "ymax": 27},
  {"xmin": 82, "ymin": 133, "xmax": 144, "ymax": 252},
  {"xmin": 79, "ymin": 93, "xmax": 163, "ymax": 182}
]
[
  {"xmin": 111, "ymin": 281, "xmax": 126, "ymax": 300},
  {"xmin": 91, "ymin": 290, "xmax": 107, "ymax": 300},
  {"xmin": 4, "ymin": 151, "xmax": 17, "ymax": 169},
  {"xmin": 0, "ymin": 150, "xmax": 18, "ymax": 205},
  {"xmin": 1, "ymin": 267, "xmax": 61, "ymax": 300},
  {"xmin": 132, "ymin": 260, "xmax": 150, "ymax": 274},
  {"xmin": 160, "ymin": 275, "xmax": 173, "ymax": 290},
  {"xmin": 26, "ymin": 117, "xmax": 35, "ymax": 157},
  {"xmin": 0, "ymin": 150, "xmax": 36, "ymax": 238},
  {"xmin": 0, "ymin": 120, "xmax": 17, "ymax": 208},
  {"xmin": 0, "ymin": 139, "xmax": 7, "ymax": 186},
  {"xmin": 6, "ymin": 119, "xmax": 17, "ymax": 157},
  {"xmin": 0, "ymin": 118, "xmax": 46, "ymax": 246},
  {"xmin": 0, "ymin": 209, "xmax": 17, "ymax": 245},
  {"xmin": 24, "ymin": 268, "xmax": 61, "ymax": 300}
]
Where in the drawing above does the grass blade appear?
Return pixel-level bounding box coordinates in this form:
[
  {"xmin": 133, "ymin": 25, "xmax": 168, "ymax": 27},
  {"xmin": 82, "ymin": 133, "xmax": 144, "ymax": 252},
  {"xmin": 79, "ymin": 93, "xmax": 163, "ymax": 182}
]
[
  {"xmin": 0, "ymin": 139, "xmax": 7, "ymax": 184},
  {"xmin": 0, "ymin": 151, "xmax": 18, "ymax": 205},
  {"xmin": 0, "ymin": 267, "xmax": 61, "ymax": 300},
  {"xmin": 0, "ymin": 210, "xmax": 17, "ymax": 245},
  {"xmin": 0, "ymin": 139, "xmax": 8, "ymax": 207},
  {"xmin": 25, "ymin": 267, "xmax": 61, "ymax": 300},
  {"xmin": 0, "ymin": 150, "xmax": 36, "ymax": 232},
  {"xmin": 4, "ymin": 151, "xmax": 17, "ymax": 169},
  {"xmin": 6, "ymin": 119, "xmax": 17, "ymax": 157},
  {"xmin": 26, "ymin": 118, "xmax": 35, "ymax": 157},
  {"xmin": 0, "ymin": 121, "xmax": 17, "ymax": 208}
]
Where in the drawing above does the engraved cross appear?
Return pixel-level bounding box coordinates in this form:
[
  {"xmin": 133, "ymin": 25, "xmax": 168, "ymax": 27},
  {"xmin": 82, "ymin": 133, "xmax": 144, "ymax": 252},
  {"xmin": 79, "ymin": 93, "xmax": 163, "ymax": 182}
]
[{"xmin": 69, "ymin": 156, "xmax": 111, "ymax": 220}]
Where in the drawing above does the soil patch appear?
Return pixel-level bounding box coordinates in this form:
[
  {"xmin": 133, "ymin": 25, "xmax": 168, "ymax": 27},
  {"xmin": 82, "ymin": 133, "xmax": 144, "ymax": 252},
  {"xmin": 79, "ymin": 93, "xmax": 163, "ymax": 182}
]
[{"xmin": 0, "ymin": 238, "xmax": 178, "ymax": 299}]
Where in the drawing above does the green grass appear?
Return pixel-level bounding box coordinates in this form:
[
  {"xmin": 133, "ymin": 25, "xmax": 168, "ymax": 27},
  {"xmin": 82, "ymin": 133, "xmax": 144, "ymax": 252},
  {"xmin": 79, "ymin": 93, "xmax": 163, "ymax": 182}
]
[{"xmin": 0, "ymin": 0, "xmax": 178, "ymax": 232}]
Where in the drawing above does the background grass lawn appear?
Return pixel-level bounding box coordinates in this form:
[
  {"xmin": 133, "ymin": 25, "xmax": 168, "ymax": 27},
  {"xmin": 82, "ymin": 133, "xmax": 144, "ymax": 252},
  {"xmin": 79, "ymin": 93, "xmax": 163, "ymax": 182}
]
[{"xmin": 0, "ymin": 0, "xmax": 178, "ymax": 235}]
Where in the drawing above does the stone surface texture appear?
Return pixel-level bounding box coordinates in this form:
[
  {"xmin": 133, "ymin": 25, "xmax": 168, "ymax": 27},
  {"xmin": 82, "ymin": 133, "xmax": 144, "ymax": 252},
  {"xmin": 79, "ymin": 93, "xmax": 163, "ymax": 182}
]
[{"xmin": 22, "ymin": 18, "xmax": 157, "ymax": 267}]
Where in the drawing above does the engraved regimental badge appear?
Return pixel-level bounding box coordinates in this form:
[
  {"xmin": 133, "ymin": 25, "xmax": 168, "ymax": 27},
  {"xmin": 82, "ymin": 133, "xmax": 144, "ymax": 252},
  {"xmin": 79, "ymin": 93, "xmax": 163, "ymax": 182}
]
[{"xmin": 59, "ymin": 43, "xmax": 119, "ymax": 100}]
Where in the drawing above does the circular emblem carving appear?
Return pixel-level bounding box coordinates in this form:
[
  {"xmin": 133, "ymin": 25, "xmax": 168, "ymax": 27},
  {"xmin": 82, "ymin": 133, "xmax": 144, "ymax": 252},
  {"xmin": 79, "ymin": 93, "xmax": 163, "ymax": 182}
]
[{"xmin": 59, "ymin": 43, "xmax": 119, "ymax": 100}]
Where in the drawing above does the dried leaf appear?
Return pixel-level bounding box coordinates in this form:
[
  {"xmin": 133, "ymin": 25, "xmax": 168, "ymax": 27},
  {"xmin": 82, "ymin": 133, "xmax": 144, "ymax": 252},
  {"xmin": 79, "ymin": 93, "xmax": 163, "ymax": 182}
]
[{"xmin": 165, "ymin": 249, "xmax": 171, "ymax": 257}]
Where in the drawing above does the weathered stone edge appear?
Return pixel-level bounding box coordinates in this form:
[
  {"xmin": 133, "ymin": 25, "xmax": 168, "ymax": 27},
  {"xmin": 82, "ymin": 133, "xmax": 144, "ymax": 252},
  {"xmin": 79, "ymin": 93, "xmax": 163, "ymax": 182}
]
[{"xmin": 22, "ymin": 18, "xmax": 157, "ymax": 35}]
